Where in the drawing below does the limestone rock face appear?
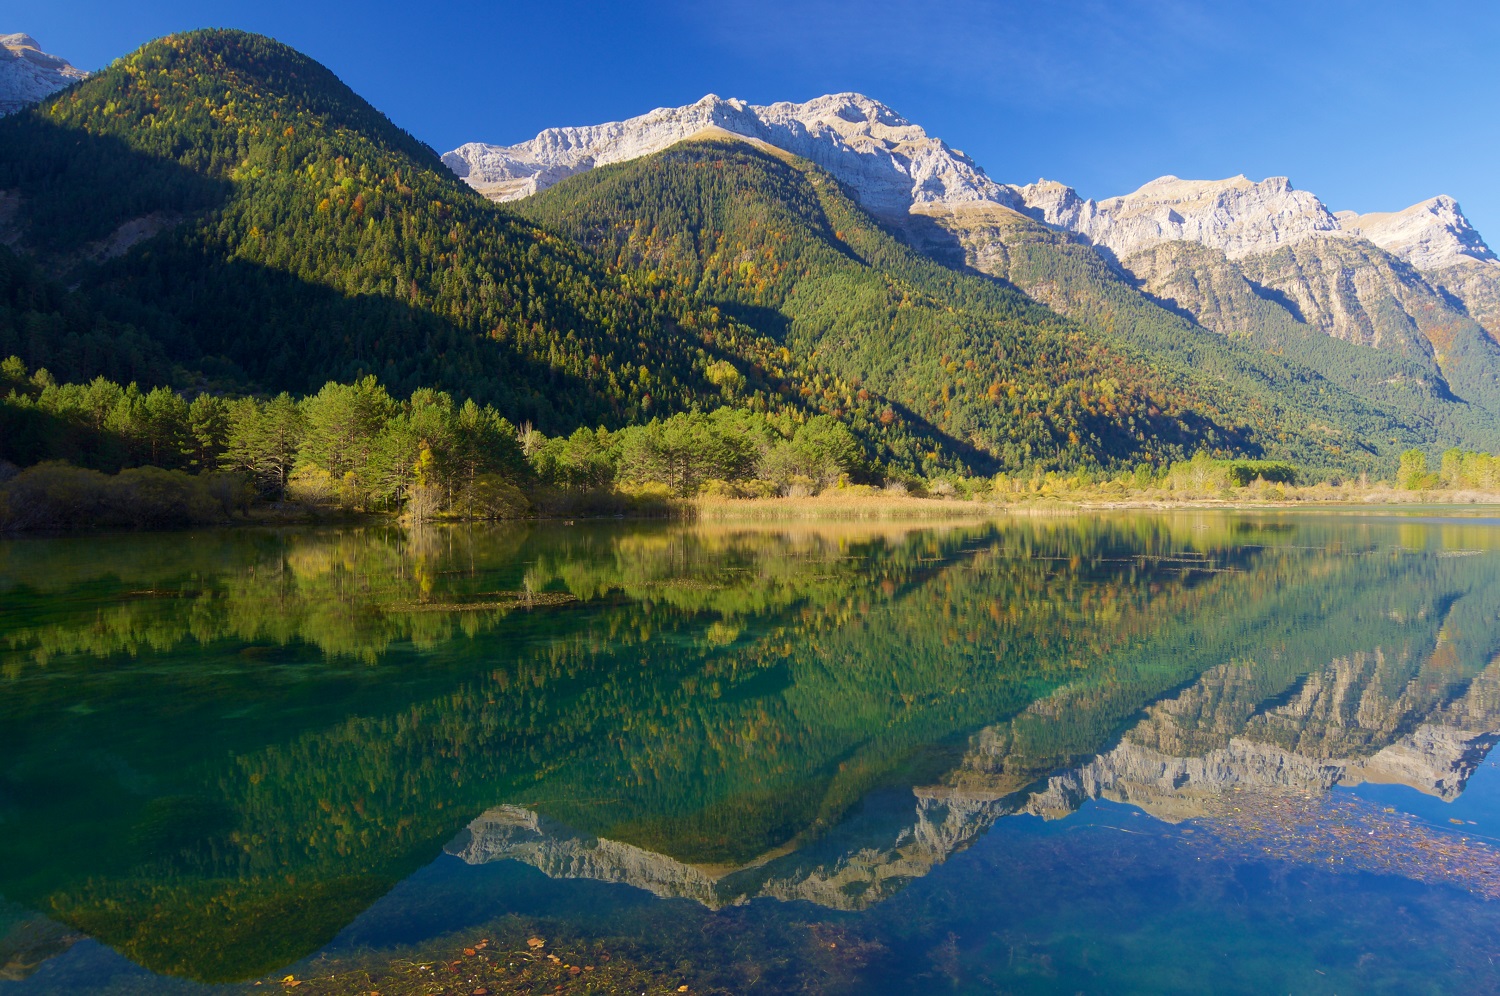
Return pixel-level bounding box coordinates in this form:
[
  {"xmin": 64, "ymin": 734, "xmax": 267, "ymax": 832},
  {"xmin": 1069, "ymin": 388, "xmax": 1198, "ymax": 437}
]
[
  {"xmin": 443, "ymin": 93, "xmax": 1020, "ymax": 215},
  {"xmin": 1011, "ymin": 175, "xmax": 1500, "ymax": 356},
  {"xmin": 0, "ymin": 34, "xmax": 86, "ymax": 116},
  {"xmin": 1119, "ymin": 240, "xmax": 1308, "ymax": 339},
  {"xmin": 1017, "ymin": 174, "xmax": 1344, "ymax": 262},
  {"xmin": 1337, "ymin": 197, "xmax": 1500, "ymax": 347},
  {"xmin": 1428, "ymin": 259, "xmax": 1500, "ymax": 345},
  {"xmin": 1339, "ymin": 196, "xmax": 1498, "ymax": 271}
]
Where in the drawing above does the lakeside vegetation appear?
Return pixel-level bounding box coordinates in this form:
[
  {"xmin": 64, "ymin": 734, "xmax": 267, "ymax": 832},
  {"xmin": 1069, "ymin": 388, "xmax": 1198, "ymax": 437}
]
[{"xmin": 6, "ymin": 360, "xmax": 1500, "ymax": 531}]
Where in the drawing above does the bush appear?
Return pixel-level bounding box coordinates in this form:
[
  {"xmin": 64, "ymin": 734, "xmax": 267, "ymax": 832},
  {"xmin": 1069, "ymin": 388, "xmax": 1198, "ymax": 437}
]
[
  {"xmin": 460, "ymin": 474, "xmax": 530, "ymax": 519},
  {"xmin": 1224, "ymin": 460, "xmax": 1297, "ymax": 487},
  {"xmin": 0, "ymin": 461, "xmax": 231, "ymax": 531},
  {"xmin": 781, "ymin": 476, "xmax": 816, "ymax": 498}
]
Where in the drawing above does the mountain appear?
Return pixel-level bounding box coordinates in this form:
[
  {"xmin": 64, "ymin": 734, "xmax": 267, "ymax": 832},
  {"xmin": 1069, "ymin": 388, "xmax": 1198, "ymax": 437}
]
[
  {"xmin": 0, "ymin": 34, "xmax": 85, "ymax": 116},
  {"xmin": 443, "ymin": 92, "xmax": 1016, "ymax": 212},
  {"xmin": 1011, "ymin": 176, "xmax": 1500, "ymax": 400},
  {"xmin": 513, "ymin": 137, "xmax": 1282, "ymax": 471},
  {"xmin": 1341, "ymin": 196, "xmax": 1500, "ymax": 344},
  {"xmin": 0, "ymin": 31, "xmax": 972, "ymax": 473},
  {"xmin": 514, "ymin": 132, "xmax": 1500, "ymax": 470},
  {"xmin": 451, "ymin": 95, "xmax": 1500, "ymax": 451},
  {"xmin": 7, "ymin": 36, "xmax": 1500, "ymax": 476},
  {"xmin": 0, "ymin": 46, "xmax": 1354, "ymax": 476}
]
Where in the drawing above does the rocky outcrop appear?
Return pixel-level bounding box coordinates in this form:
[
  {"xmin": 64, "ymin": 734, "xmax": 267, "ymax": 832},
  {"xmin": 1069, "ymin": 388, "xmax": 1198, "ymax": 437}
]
[
  {"xmin": 1010, "ymin": 176, "xmax": 1500, "ymax": 373},
  {"xmin": 1339, "ymin": 196, "xmax": 1498, "ymax": 271},
  {"xmin": 1018, "ymin": 174, "xmax": 1344, "ymax": 262},
  {"xmin": 1234, "ymin": 237, "xmax": 1453, "ymax": 356},
  {"xmin": 0, "ymin": 34, "xmax": 86, "ymax": 116},
  {"xmin": 444, "ymin": 93, "xmax": 1019, "ymax": 216},
  {"xmin": 1426, "ymin": 259, "xmax": 1500, "ymax": 346},
  {"xmin": 1119, "ymin": 240, "xmax": 1309, "ymax": 339},
  {"xmin": 1340, "ymin": 198, "xmax": 1500, "ymax": 344}
]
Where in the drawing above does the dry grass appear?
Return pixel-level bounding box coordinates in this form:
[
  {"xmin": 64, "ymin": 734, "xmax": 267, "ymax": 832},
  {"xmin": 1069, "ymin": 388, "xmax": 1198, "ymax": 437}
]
[
  {"xmin": 694, "ymin": 491, "xmax": 1000, "ymax": 522},
  {"xmin": 692, "ymin": 484, "xmax": 1500, "ymax": 522}
]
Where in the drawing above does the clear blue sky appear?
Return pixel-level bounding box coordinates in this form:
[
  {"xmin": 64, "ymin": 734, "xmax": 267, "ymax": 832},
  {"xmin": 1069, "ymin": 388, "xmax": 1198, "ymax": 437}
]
[{"xmin": 22, "ymin": 0, "xmax": 1500, "ymax": 238}]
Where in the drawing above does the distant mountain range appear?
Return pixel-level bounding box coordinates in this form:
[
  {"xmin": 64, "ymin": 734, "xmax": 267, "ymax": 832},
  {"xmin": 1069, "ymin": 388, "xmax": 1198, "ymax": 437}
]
[
  {"xmin": 449, "ymin": 94, "xmax": 1500, "ymax": 403},
  {"xmin": 6, "ymin": 31, "xmax": 1500, "ymax": 474}
]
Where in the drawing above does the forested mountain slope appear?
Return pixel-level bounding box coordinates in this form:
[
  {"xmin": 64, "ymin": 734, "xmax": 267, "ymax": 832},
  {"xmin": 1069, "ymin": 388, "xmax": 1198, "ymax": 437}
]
[
  {"xmin": 909, "ymin": 202, "xmax": 1500, "ymax": 448},
  {"xmin": 0, "ymin": 30, "xmax": 720, "ymax": 429},
  {"xmin": 454, "ymin": 93, "xmax": 1500, "ymax": 468},
  {"xmin": 0, "ymin": 30, "xmax": 961, "ymax": 473},
  {"xmin": 517, "ymin": 139, "xmax": 1500, "ymax": 473}
]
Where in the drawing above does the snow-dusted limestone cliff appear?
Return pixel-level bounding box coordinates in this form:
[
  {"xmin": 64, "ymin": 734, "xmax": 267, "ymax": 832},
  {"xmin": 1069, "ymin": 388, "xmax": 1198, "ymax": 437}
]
[
  {"xmin": 0, "ymin": 34, "xmax": 86, "ymax": 116},
  {"xmin": 1008, "ymin": 175, "xmax": 1500, "ymax": 352},
  {"xmin": 443, "ymin": 92, "xmax": 1020, "ymax": 215},
  {"xmin": 1014, "ymin": 176, "xmax": 1499, "ymax": 274},
  {"xmin": 447, "ymin": 92, "xmax": 1497, "ymax": 285}
]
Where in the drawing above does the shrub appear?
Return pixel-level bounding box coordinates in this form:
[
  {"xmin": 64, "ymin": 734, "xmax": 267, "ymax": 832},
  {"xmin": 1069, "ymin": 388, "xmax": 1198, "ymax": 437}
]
[
  {"xmin": 1223, "ymin": 460, "xmax": 1297, "ymax": 487},
  {"xmin": 0, "ymin": 461, "xmax": 230, "ymax": 531},
  {"xmin": 460, "ymin": 474, "xmax": 530, "ymax": 519}
]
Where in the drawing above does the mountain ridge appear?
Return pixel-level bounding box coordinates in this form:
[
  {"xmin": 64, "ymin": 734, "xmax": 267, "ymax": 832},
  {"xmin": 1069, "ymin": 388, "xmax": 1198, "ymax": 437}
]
[
  {"xmin": 444, "ymin": 92, "xmax": 1020, "ymax": 213},
  {"xmin": 446, "ymin": 92, "xmax": 1497, "ymax": 273},
  {"xmin": 448, "ymin": 93, "xmax": 1500, "ymax": 420}
]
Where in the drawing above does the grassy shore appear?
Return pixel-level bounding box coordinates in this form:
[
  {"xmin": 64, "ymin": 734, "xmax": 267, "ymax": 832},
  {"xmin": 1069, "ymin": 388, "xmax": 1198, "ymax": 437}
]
[{"xmin": 693, "ymin": 483, "xmax": 1500, "ymax": 521}]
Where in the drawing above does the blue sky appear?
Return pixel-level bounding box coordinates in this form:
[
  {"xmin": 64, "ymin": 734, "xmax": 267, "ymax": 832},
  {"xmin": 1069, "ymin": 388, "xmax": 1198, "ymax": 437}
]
[{"xmin": 23, "ymin": 0, "xmax": 1500, "ymax": 238}]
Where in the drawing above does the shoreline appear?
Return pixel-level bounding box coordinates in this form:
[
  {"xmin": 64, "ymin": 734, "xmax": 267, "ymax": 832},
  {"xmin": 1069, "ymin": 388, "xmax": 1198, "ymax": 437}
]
[
  {"xmin": 690, "ymin": 489, "xmax": 1500, "ymax": 521},
  {"xmin": 9, "ymin": 490, "xmax": 1500, "ymax": 538}
]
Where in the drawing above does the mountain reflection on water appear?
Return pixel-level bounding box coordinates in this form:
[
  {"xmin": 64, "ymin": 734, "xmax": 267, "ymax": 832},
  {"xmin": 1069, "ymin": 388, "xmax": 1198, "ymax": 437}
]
[{"xmin": 4, "ymin": 513, "xmax": 1500, "ymax": 991}]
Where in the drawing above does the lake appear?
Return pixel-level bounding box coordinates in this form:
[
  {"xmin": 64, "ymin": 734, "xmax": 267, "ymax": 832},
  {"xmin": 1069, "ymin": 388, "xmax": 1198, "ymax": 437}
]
[{"xmin": 4, "ymin": 512, "xmax": 1500, "ymax": 993}]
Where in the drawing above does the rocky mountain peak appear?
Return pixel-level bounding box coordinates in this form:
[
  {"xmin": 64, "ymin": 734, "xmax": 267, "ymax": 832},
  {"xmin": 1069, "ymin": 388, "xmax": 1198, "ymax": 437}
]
[
  {"xmin": 444, "ymin": 92, "xmax": 1020, "ymax": 214},
  {"xmin": 1017, "ymin": 173, "xmax": 1344, "ymax": 260},
  {"xmin": 1337, "ymin": 195, "xmax": 1498, "ymax": 270},
  {"xmin": 0, "ymin": 33, "xmax": 86, "ymax": 116}
]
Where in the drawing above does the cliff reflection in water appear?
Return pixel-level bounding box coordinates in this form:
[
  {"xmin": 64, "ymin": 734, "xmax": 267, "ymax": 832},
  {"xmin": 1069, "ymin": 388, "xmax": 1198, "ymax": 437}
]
[
  {"xmin": 3, "ymin": 514, "xmax": 1500, "ymax": 984},
  {"xmin": 450, "ymin": 646, "xmax": 1500, "ymax": 911}
]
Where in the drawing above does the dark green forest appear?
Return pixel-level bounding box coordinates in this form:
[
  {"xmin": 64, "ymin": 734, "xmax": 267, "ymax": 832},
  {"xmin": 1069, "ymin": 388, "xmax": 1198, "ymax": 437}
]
[{"xmin": 0, "ymin": 360, "xmax": 877, "ymax": 528}]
